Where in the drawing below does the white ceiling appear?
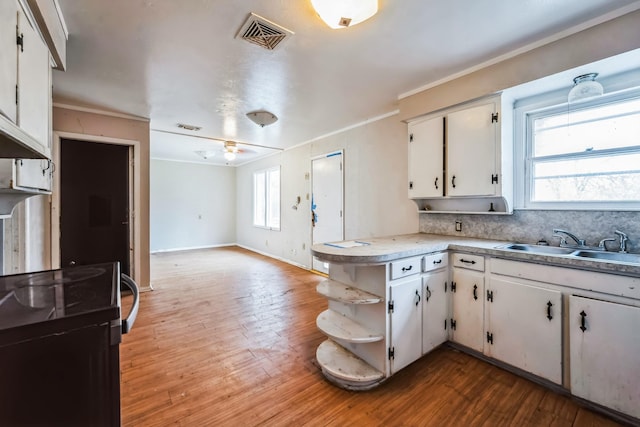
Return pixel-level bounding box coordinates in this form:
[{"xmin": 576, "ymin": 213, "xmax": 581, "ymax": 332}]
[{"xmin": 53, "ymin": 0, "xmax": 640, "ymax": 166}]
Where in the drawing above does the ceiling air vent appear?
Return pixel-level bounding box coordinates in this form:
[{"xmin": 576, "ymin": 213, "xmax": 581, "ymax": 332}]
[{"xmin": 236, "ymin": 13, "xmax": 294, "ymax": 51}]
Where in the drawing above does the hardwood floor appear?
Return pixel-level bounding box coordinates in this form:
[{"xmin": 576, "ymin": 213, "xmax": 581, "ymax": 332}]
[{"xmin": 120, "ymin": 247, "xmax": 623, "ymax": 426}]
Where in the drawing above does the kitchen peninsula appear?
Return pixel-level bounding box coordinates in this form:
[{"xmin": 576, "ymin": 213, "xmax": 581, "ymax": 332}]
[{"xmin": 311, "ymin": 233, "xmax": 640, "ymax": 424}]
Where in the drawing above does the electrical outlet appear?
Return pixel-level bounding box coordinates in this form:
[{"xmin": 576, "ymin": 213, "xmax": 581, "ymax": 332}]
[{"xmin": 455, "ymin": 221, "xmax": 462, "ymax": 232}]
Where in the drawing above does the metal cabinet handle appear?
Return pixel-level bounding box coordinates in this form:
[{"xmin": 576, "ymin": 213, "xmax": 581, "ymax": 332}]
[
  {"xmin": 579, "ymin": 310, "xmax": 587, "ymax": 332},
  {"xmin": 547, "ymin": 301, "xmax": 553, "ymax": 321},
  {"xmin": 434, "ymin": 177, "xmax": 438, "ymax": 189},
  {"xmin": 452, "ymin": 175, "xmax": 456, "ymax": 188},
  {"xmin": 473, "ymin": 284, "xmax": 478, "ymax": 300},
  {"xmin": 401, "ymin": 265, "xmax": 413, "ymax": 272},
  {"xmin": 415, "ymin": 289, "xmax": 421, "ymax": 306}
]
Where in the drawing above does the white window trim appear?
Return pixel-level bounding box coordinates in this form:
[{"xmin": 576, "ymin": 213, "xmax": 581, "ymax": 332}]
[
  {"xmin": 514, "ymin": 84, "xmax": 640, "ymax": 211},
  {"xmin": 253, "ymin": 166, "xmax": 281, "ymax": 231}
]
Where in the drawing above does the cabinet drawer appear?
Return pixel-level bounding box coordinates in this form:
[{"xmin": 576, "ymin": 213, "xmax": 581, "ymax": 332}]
[
  {"xmin": 390, "ymin": 257, "xmax": 421, "ymax": 280},
  {"xmin": 423, "ymin": 252, "xmax": 448, "ymax": 272},
  {"xmin": 452, "ymin": 253, "xmax": 484, "ymax": 271}
]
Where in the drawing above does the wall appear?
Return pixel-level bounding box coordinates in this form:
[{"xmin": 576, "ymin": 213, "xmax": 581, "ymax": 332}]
[
  {"xmin": 150, "ymin": 159, "xmax": 236, "ymax": 252},
  {"xmin": 420, "ymin": 210, "xmax": 639, "ymax": 253},
  {"xmin": 236, "ymin": 114, "xmax": 419, "ymax": 268},
  {"xmin": 405, "ymin": 9, "xmax": 640, "ymax": 254},
  {"xmin": 52, "ymin": 106, "xmax": 151, "ymax": 289},
  {"xmin": 399, "ymin": 9, "xmax": 640, "ymax": 121}
]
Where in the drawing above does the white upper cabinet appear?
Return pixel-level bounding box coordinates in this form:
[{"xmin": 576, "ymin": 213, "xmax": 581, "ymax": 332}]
[
  {"xmin": 17, "ymin": 5, "xmax": 51, "ymax": 153},
  {"xmin": 447, "ymin": 101, "xmax": 498, "ymax": 196},
  {"xmin": 408, "ymin": 116, "xmax": 444, "ymax": 198},
  {"xmin": 0, "ymin": 1, "xmax": 18, "ymax": 123},
  {"xmin": 406, "ymin": 95, "xmax": 513, "ymax": 213},
  {"xmin": 0, "ymin": 0, "xmax": 63, "ymax": 159}
]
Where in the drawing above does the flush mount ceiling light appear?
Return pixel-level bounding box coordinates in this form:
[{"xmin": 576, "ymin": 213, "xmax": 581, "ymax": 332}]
[
  {"xmin": 246, "ymin": 110, "xmax": 278, "ymax": 127},
  {"xmin": 311, "ymin": 0, "xmax": 378, "ymax": 29},
  {"xmin": 568, "ymin": 73, "xmax": 604, "ymax": 103},
  {"xmin": 195, "ymin": 150, "xmax": 216, "ymax": 160}
]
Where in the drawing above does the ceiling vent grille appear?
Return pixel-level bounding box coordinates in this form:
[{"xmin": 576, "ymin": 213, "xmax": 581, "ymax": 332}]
[{"xmin": 236, "ymin": 13, "xmax": 294, "ymax": 51}]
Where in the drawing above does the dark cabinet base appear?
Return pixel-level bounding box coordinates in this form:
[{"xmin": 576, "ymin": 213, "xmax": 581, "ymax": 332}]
[{"xmin": 0, "ymin": 322, "xmax": 120, "ymax": 427}]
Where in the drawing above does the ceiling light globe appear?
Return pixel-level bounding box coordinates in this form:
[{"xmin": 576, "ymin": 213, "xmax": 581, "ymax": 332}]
[
  {"xmin": 224, "ymin": 151, "xmax": 236, "ymax": 161},
  {"xmin": 568, "ymin": 73, "xmax": 603, "ymax": 103},
  {"xmin": 311, "ymin": 0, "xmax": 378, "ymax": 29}
]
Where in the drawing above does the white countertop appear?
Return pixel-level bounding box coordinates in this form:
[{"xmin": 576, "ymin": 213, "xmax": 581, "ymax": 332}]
[{"xmin": 311, "ymin": 233, "xmax": 640, "ymax": 277}]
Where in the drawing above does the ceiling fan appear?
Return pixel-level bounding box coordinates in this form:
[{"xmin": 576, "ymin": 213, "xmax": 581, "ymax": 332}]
[
  {"xmin": 223, "ymin": 141, "xmax": 239, "ymax": 161},
  {"xmin": 194, "ymin": 140, "xmax": 254, "ymax": 162}
]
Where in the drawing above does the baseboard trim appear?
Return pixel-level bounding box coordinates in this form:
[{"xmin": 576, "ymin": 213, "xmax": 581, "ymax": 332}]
[
  {"xmin": 150, "ymin": 243, "xmax": 237, "ymax": 254},
  {"xmin": 236, "ymin": 244, "xmax": 312, "ymax": 271}
]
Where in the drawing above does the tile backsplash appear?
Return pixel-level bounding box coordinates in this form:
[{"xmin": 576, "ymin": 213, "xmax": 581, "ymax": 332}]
[{"xmin": 419, "ymin": 210, "xmax": 639, "ymax": 252}]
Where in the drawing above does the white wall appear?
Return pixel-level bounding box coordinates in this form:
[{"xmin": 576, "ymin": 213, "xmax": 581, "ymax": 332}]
[
  {"xmin": 150, "ymin": 159, "xmax": 236, "ymax": 252},
  {"xmin": 236, "ymin": 113, "xmax": 419, "ymax": 269}
]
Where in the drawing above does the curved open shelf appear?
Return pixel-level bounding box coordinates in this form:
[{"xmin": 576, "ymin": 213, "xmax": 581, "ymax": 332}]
[
  {"xmin": 316, "ymin": 309, "xmax": 384, "ymax": 343},
  {"xmin": 316, "ymin": 279, "xmax": 383, "ymax": 304},
  {"xmin": 316, "ymin": 339, "xmax": 385, "ymax": 390}
]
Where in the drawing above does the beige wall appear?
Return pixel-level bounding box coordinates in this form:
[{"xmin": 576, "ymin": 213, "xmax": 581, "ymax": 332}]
[
  {"xmin": 236, "ymin": 113, "xmax": 419, "ymax": 268},
  {"xmin": 400, "ymin": 9, "xmax": 640, "ymax": 121},
  {"xmin": 52, "ymin": 106, "xmax": 151, "ymax": 289}
]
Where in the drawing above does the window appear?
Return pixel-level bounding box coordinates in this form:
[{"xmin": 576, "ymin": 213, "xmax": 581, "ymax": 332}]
[
  {"xmin": 520, "ymin": 90, "xmax": 640, "ymax": 209},
  {"xmin": 253, "ymin": 167, "xmax": 280, "ymax": 230}
]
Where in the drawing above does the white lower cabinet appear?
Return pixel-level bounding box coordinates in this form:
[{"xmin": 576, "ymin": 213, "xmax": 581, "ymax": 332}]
[
  {"xmin": 422, "ymin": 269, "xmax": 449, "ymax": 354},
  {"xmin": 451, "ymin": 267, "xmax": 485, "ymax": 352},
  {"xmin": 486, "ymin": 277, "xmax": 562, "ymax": 384},
  {"xmin": 389, "ymin": 276, "xmax": 422, "ymax": 373},
  {"xmin": 314, "ymin": 248, "xmax": 640, "ymax": 423},
  {"xmin": 569, "ymin": 295, "xmax": 640, "ymax": 419}
]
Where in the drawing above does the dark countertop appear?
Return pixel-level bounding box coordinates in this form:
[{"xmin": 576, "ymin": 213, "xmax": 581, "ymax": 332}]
[
  {"xmin": 0, "ymin": 262, "xmax": 120, "ymax": 346},
  {"xmin": 311, "ymin": 233, "xmax": 640, "ymax": 277}
]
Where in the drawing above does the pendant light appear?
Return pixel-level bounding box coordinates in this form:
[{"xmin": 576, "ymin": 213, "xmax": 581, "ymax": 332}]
[
  {"xmin": 311, "ymin": 0, "xmax": 378, "ymax": 29},
  {"xmin": 567, "ymin": 73, "xmax": 603, "ymax": 103}
]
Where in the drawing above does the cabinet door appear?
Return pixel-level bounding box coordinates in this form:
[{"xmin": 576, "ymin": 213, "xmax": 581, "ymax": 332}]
[
  {"xmin": 15, "ymin": 159, "xmax": 52, "ymax": 191},
  {"xmin": 422, "ymin": 270, "xmax": 449, "ymax": 354},
  {"xmin": 17, "ymin": 7, "xmax": 50, "ymax": 151},
  {"xmin": 570, "ymin": 295, "xmax": 640, "ymax": 419},
  {"xmin": 451, "ymin": 268, "xmax": 484, "ymax": 352},
  {"xmin": 390, "ymin": 277, "xmax": 422, "ymax": 373},
  {"xmin": 487, "ymin": 278, "xmax": 562, "ymax": 384},
  {"xmin": 447, "ymin": 102, "xmax": 498, "ymax": 196},
  {"xmin": 0, "ymin": 1, "xmax": 18, "ymax": 122},
  {"xmin": 408, "ymin": 116, "xmax": 444, "ymax": 198}
]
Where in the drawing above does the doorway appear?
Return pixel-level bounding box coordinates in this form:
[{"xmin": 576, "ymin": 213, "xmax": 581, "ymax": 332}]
[
  {"xmin": 311, "ymin": 151, "xmax": 344, "ymax": 274},
  {"xmin": 59, "ymin": 139, "xmax": 131, "ymax": 275}
]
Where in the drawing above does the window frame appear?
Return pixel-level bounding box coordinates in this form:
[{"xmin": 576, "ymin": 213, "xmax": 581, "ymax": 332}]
[
  {"xmin": 515, "ymin": 86, "xmax": 640, "ymax": 211},
  {"xmin": 253, "ymin": 166, "xmax": 281, "ymax": 231}
]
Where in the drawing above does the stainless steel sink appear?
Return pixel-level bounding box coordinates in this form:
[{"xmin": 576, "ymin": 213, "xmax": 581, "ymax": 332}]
[
  {"xmin": 498, "ymin": 243, "xmax": 576, "ymax": 255},
  {"xmin": 571, "ymin": 251, "xmax": 640, "ymax": 264}
]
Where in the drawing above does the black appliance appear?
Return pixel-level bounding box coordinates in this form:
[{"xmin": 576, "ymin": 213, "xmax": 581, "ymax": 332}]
[{"xmin": 0, "ymin": 262, "xmax": 139, "ymax": 427}]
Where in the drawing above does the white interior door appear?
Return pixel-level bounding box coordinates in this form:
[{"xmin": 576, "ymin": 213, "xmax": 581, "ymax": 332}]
[{"xmin": 312, "ymin": 151, "xmax": 344, "ymax": 273}]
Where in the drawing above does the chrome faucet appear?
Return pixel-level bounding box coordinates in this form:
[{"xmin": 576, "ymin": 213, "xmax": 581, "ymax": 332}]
[
  {"xmin": 615, "ymin": 230, "xmax": 629, "ymax": 253},
  {"xmin": 552, "ymin": 229, "xmax": 586, "ymax": 247},
  {"xmin": 598, "ymin": 237, "xmax": 617, "ymax": 251}
]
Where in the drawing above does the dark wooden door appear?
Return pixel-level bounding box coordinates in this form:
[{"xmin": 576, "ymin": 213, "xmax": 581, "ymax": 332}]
[{"xmin": 60, "ymin": 139, "xmax": 130, "ymax": 275}]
